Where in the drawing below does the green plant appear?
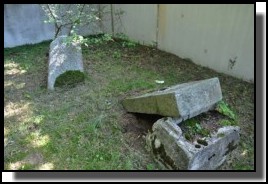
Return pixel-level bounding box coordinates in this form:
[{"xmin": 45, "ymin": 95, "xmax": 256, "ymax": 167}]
[
  {"xmin": 112, "ymin": 51, "xmax": 121, "ymax": 59},
  {"xmin": 146, "ymin": 163, "xmax": 154, "ymax": 170},
  {"xmin": 219, "ymin": 119, "xmax": 238, "ymax": 126},
  {"xmin": 41, "ymin": 4, "xmax": 102, "ymax": 39},
  {"xmin": 41, "ymin": 5, "xmax": 122, "ymax": 46},
  {"xmin": 86, "ymin": 34, "xmax": 114, "ymax": 45},
  {"xmin": 115, "ymin": 33, "xmax": 137, "ymax": 48},
  {"xmin": 216, "ymin": 101, "xmax": 236, "ymax": 120},
  {"xmin": 182, "ymin": 119, "xmax": 210, "ymax": 141}
]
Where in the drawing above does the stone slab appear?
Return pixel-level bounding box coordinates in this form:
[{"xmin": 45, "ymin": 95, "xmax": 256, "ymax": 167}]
[
  {"xmin": 146, "ymin": 117, "xmax": 240, "ymax": 170},
  {"xmin": 47, "ymin": 35, "xmax": 84, "ymax": 90},
  {"xmin": 122, "ymin": 78, "xmax": 222, "ymax": 119}
]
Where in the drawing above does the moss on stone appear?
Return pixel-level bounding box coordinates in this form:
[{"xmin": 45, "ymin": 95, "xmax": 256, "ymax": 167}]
[
  {"xmin": 217, "ymin": 133, "xmax": 225, "ymax": 138},
  {"xmin": 197, "ymin": 139, "xmax": 208, "ymax": 146},
  {"xmin": 55, "ymin": 70, "xmax": 85, "ymax": 87}
]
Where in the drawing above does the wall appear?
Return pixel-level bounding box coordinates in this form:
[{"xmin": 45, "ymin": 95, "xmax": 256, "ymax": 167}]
[
  {"xmin": 4, "ymin": 4, "xmax": 109, "ymax": 48},
  {"xmin": 4, "ymin": 4, "xmax": 55, "ymax": 48},
  {"xmin": 113, "ymin": 4, "xmax": 158, "ymax": 45},
  {"xmin": 4, "ymin": 4, "xmax": 254, "ymax": 82},
  {"xmin": 157, "ymin": 4, "xmax": 254, "ymax": 82},
  {"xmin": 114, "ymin": 4, "xmax": 254, "ymax": 82}
]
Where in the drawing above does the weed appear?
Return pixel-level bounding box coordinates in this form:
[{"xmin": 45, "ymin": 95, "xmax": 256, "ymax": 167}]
[
  {"xmin": 216, "ymin": 101, "xmax": 236, "ymax": 120},
  {"xmin": 112, "ymin": 51, "xmax": 121, "ymax": 59},
  {"xmin": 219, "ymin": 119, "xmax": 238, "ymax": 126},
  {"xmin": 146, "ymin": 163, "xmax": 154, "ymax": 170},
  {"xmin": 182, "ymin": 119, "xmax": 210, "ymax": 141},
  {"xmin": 115, "ymin": 33, "xmax": 137, "ymax": 48}
]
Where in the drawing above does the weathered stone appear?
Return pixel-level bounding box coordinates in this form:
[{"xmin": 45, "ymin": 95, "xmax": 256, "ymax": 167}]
[
  {"xmin": 122, "ymin": 78, "xmax": 222, "ymax": 121},
  {"xmin": 48, "ymin": 35, "xmax": 84, "ymax": 90},
  {"xmin": 146, "ymin": 117, "xmax": 240, "ymax": 170}
]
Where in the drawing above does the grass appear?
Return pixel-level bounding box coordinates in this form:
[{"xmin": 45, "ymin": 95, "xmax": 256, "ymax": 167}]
[{"xmin": 4, "ymin": 35, "xmax": 254, "ymax": 170}]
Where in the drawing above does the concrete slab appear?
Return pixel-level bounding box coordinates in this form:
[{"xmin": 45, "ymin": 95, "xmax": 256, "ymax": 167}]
[{"xmin": 122, "ymin": 78, "xmax": 222, "ymax": 119}]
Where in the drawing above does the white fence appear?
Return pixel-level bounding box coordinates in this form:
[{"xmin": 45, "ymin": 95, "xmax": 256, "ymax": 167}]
[{"xmin": 4, "ymin": 4, "xmax": 254, "ymax": 82}]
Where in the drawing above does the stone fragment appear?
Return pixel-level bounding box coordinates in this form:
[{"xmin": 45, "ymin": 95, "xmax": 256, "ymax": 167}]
[
  {"xmin": 123, "ymin": 78, "xmax": 222, "ymax": 121},
  {"xmin": 146, "ymin": 117, "xmax": 240, "ymax": 170}
]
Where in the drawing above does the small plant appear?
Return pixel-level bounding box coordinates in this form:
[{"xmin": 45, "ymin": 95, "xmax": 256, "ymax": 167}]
[
  {"xmin": 182, "ymin": 119, "xmax": 211, "ymax": 142},
  {"xmin": 86, "ymin": 34, "xmax": 114, "ymax": 45},
  {"xmin": 146, "ymin": 163, "xmax": 154, "ymax": 170},
  {"xmin": 115, "ymin": 33, "xmax": 137, "ymax": 48},
  {"xmin": 216, "ymin": 101, "xmax": 236, "ymax": 120},
  {"xmin": 112, "ymin": 51, "xmax": 121, "ymax": 59},
  {"xmin": 219, "ymin": 119, "xmax": 238, "ymax": 126},
  {"xmin": 217, "ymin": 133, "xmax": 225, "ymax": 138}
]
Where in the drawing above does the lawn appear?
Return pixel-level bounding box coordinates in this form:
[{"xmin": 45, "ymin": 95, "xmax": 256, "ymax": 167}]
[{"xmin": 4, "ymin": 35, "xmax": 254, "ymax": 170}]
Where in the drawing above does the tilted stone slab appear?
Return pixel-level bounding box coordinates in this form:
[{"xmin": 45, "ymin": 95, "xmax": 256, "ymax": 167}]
[
  {"xmin": 146, "ymin": 117, "xmax": 240, "ymax": 170},
  {"xmin": 122, "ymin": 78, "xmax": 222, "ymax": 121},
  {"xmin": 48, "ymin": 35, "xmax": 84, "ymax": 90}
]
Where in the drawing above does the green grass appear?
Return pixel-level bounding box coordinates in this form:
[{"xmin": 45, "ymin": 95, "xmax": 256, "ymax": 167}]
[
  {"xmin": 216, "ymin": 100, "xmax": 236, "ymax": 120},
  {"xmin": 4, "ymin": 35, "xmax": 254, "ymax": 170}
]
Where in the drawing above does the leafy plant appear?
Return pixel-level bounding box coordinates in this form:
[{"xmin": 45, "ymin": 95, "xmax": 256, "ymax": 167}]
[
  {"xmin": 41, "ymin": 4, "xmax": 123, "ymax": 46},
  {"xmin": 115, "ymin": 33, "xmax": 138, "ymax": 48},
  {"xmin": 216, "ymin": 101, "xmax": 236, "ymax": 120},
  {"xmin": 146, "ymin": 163, "xmax": 154, "ymax": 170},
  {"xmin": 219, "ymin": 119, "xmax": 238, "ymax": 126},
  {"xmin": 41, "ymin": 4, "xmax": 102, "ymax": 38},
  {"xmin": 183, "ymin": 119, "xmax": 210, "ymax": 141}
]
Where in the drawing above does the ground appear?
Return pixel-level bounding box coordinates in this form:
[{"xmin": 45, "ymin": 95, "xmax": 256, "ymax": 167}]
[{"xmin": 4, "ymin": 35, "xmax": 254, "ymax": 170}]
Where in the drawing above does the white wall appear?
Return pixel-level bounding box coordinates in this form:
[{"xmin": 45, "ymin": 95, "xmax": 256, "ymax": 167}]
[
  {"xmin": 113, "ymin": 4, "xmax": 158, "ymax": 45},
  {"xmin": 4, "ymin": 4, "xmax": 55, "ymax": 48},
  {"xmin": 157, "ymin": 4, "xmax": 254, "ymax": 82},
  {"xmin": 4, "ymin": 4, "xmax": 107, "ymax": 48}
]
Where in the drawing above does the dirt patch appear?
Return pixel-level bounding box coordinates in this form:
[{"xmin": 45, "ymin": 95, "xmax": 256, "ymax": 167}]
[{"xmin": 24, "ymin": 152, "xmax": 43, "ymax": 165}]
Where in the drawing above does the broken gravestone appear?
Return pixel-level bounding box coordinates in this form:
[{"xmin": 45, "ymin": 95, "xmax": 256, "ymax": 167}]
[
  {"xmin": 48, "ymin": 35, "xmax": 84, "ymax": 90},
  {"xmin": 122, "ymin": 77, "xmax": 222, "ymax": 123},
  {"xmin": 122, "ymin": 77, "xmax": 240, "ymax": 170},
  {"xmin": 146, "ymin": 117, "xmax": 240, "ymax": 170}
]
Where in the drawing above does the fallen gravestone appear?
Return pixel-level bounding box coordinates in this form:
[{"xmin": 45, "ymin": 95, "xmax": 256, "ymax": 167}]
[
  {"xmin": 146, "ymin": 117, "xmax": 240, "ymax": 170},
  {"xmin": 47, "ymin": 35, "xmax": 84, "ymax": 90},
  {"xmin": 122, "ymin": 77, "xmax": 240, "ymax": 170},
  {"xmin": 122, "ymin": 77, "xmax": 222, "ymax": 123}
]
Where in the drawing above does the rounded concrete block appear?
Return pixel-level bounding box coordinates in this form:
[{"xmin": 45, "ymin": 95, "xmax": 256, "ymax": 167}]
[{"xmin": 48, "ymin": 35, "xmax": 84, "ymax": 90}]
